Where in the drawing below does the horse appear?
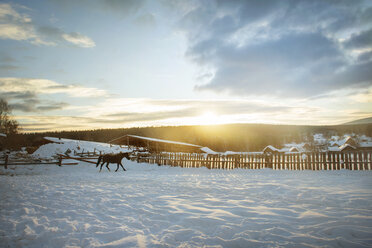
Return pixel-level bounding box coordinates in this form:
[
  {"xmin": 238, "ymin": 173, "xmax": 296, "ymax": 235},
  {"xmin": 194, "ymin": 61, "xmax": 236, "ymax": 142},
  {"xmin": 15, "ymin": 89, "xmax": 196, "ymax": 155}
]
[{"xmin": 96, "ymin": 152, "xmax": 131, "ymax": 172}]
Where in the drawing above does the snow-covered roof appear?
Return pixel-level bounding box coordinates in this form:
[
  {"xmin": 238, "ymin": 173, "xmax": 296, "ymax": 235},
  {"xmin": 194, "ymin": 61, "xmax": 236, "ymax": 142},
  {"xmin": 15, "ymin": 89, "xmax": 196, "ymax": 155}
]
[
  {"xmin": 0, "ymin": 133, "xmax": 6, "ymax": 137},
  {"xmin": 313, "ymin": 133, "xmax": 327, "ymax": 144},
  {"xmin": 263, "ymin": 145, "xmax": 280, "ymax": 152},
  {"xmin": 339, "ymin": 143, "xmax": 356, "ymax": 151},
  {"xmin": 359, "ymin": 142, "xmax": 372, "ymax": 148},
  {"xmin": 114, "ymin": 134, "xmax": 202, "ymax": 148},
  {"xmin": 359, "ymin": 135, "xmax": 372, "ymax": 142},
  {"xmin": 283, "ymin": 142, "xmax": 306, "ymax": 148},
  {"xmin": 200, "ymin": 147, "xmax": 218, "ymax": 154},
  {"xmin": 282, "ymin": 143, "xmax": 308, "ymax": 153},
  {"xmin": 289, "ymin": 147, "xmax": 301, "ymax": 152},
  {"xmin": 328, "ymin": 146, "xmax": 340, "ymax": 152}
]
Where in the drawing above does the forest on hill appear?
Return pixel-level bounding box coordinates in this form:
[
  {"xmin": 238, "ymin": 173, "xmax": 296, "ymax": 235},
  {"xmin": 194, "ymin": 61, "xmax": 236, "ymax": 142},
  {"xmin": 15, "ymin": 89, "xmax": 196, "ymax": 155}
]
[{"xmin": 6, "ymin": 123, "xmax": 372, "ymax": 152}]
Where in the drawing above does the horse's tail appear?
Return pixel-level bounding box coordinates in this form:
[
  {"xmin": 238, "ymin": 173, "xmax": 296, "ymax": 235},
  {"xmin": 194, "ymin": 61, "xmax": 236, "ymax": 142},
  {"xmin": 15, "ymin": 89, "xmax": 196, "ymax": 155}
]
[{"xmin": 96, "ymin": 155, "xmax": 103, "ymax": 167}]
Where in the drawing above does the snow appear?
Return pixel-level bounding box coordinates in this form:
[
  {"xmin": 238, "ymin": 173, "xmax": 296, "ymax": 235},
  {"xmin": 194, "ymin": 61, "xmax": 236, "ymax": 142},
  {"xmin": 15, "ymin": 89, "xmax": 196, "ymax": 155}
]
[
  {"xmin": 313, "ymin": 133, "xmax": 327, "ymax": 144},
  {"xmin": 200, "ymin": 147, "xmax": 218, "ymax": 154},
  {"xmin": 360, "ymin": 142, "xmax": 372, "ymax": 148},
  {"xmin": 1, "ymin": 141, "xmax": 372, "ymax": 247},
  {"xmin": 328, "ymin": 146, "xmax": 341, "ymax": 152}
]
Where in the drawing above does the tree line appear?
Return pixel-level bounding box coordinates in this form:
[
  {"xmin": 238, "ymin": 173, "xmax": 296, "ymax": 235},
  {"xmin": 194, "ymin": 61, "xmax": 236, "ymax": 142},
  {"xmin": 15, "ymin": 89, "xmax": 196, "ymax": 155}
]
[{"xmin": 5, "ymin": 122, "xmax": 372, "ymax": 152}]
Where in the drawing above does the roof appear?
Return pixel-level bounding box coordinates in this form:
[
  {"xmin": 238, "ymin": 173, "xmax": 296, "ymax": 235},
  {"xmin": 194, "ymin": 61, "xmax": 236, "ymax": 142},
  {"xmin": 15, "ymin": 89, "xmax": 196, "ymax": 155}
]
[
  {"xmin": 110, "ymin": 134, "xmax": 202, "ymax": 148},
  {"xmin": 263, "ymin": 145, "xmax": 280, "ymax": 152},
  {"xmin": 200, "ymin": 147, "xmax": 218, "ymax": 154},
  {"xmin": 289, "ymin": 147, "xmax": 301, "ymax": 152},
  {"xmin": 339, "ymin": 144, "xmax": 356, "ymax": 151},
  {"xmin": 328, "ymin": 146, "xmax": 340, "ymax": 152}
]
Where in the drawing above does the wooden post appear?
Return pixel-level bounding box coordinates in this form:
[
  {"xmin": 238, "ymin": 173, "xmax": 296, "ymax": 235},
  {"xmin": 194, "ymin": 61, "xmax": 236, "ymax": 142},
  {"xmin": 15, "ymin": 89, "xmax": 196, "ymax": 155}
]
[
  {"xmin": 58, "ymin": 155, "xmax": 62, "ymax": 166},
  {"xmin": 4, "ymin": 154, "xmax": 8, "ymax": 169}
]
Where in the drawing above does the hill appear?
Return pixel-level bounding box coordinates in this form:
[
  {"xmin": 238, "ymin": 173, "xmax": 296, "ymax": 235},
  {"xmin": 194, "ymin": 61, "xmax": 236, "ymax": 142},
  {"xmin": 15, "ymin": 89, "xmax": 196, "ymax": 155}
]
[
  {"xmin": 6, "ymin": 123, "xmax": 372, "ymax": 152},
  {"xmin": 343, "ymin": 117, "xmax": 372, "ymax": 125}
]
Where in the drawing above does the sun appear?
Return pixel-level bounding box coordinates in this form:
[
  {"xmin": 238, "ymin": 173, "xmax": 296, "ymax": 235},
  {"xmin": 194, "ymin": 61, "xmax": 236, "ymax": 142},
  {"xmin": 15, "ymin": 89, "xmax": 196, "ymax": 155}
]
[{"xmin": 195, "ymin": 111, "xmax": 223, "ymax": 125}]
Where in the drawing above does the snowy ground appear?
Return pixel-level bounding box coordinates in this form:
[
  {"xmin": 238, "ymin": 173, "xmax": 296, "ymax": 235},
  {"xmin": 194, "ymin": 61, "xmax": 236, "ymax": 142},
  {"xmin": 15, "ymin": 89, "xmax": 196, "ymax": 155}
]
[
  {"xmin": 1, "ymin": 162, "xmax": 372, "ymax": 247},
  {"xmin": 0, "ymin": 140, "xmax": 372, "ymax": 247}
]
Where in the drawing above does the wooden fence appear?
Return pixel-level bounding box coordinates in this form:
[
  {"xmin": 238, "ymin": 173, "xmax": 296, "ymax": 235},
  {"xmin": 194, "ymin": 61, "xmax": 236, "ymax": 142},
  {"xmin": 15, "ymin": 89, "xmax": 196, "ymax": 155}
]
[
  {"xmin": 138, "ymin": 151, "xmax": 372, "ymax": 170},
  {"xmin": 1, "ymin": 154, "xmax": 78, "ymax": 169}
]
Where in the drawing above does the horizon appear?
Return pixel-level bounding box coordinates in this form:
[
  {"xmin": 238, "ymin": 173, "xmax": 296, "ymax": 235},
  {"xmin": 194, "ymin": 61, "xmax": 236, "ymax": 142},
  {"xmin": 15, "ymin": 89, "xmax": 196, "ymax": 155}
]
[{"xmin": 1, "ymin": 0, "xmax": 372, "ymax": 132}]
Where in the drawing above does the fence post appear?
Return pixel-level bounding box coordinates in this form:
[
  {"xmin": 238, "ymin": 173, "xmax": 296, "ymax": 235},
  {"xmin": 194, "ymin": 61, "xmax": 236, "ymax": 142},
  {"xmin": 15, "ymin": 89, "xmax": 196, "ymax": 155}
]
[
  {"xmin": 4, "ymin": 154, "xmax": 8, "ymax": 169},
  {"xmin": 362, "ymin": 152, "xmax": 366, "ymax": 170},
  {"xmin": 58, "ymin": 155, "xmax": 62, "ymax": 166}
]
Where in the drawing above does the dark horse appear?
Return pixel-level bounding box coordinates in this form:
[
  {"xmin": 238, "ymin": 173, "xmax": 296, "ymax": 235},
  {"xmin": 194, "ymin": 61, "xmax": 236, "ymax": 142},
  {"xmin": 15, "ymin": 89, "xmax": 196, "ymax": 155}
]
[{"xmin": 96, "ymin": 152, "xmax": 131, "ymax": 172}]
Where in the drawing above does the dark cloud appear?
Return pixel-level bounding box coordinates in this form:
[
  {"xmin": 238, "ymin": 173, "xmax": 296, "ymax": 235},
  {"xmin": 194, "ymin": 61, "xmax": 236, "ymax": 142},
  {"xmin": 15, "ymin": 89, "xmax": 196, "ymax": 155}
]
[
  {"xmin": 36, "ymin": 102, "xmax": 69, "ymax": 112},
  {"xmin": 103, "ymin": 0, "xmax": 145, "ymax": 16},
  {"xmin": 0, "ymin": 54, "xmax": 16, "ymax": 63},
  {"xmin": 48, "ymin": 0, "xmax": 145, "ymax": 17},
  {"xmin": 175, "ymin": 0, "xmax": 372, "ymax": 97},
  {"xmin": 0, "ymin": 90, "xmax": 68, "ymax": 113},
  {"xmin": 37, "ymin": 26, "xmax": 63, "ymax": 38},
  {"xmin": 358, "ymin": 51, "xmax": 372, "ymax": 63},
  {"xmin": 36, "ymin": 26, "xmax": 95, "ymax": 47},
  {"xmin": 0, "ymin": 64, "xmax": 20, "ymax": 71},
  {"xmin": 345, "ymin": 28, "xmax": 372, "ymax": 49},
  {"xmin": 134, "ymin": 13, "xmax": 156, "ymax": 28}
]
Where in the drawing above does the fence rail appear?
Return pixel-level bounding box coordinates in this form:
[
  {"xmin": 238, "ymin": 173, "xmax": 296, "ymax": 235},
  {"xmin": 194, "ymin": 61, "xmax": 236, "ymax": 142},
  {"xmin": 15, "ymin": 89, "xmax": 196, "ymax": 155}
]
[
  {"xmin": 138, "ymin": 151, "xmax": 372, "ymax": 170},
  {"xmin": 1, "ymin": 154, "xmax": 78, "ymax": 169}
]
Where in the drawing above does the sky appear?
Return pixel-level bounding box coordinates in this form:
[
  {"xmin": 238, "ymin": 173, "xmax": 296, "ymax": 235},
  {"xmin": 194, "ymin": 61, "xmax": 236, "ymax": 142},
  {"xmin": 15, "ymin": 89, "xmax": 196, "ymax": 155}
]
[{"xmin": 0, "ymin": 0, "xmax": 371, "ymax": 132}]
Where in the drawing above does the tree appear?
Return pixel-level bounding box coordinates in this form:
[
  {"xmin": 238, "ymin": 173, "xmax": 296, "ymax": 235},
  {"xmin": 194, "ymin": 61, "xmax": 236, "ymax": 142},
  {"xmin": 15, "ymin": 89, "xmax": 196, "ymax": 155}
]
[{"xmin": 0, "ymin": 99, "xmax": 19, "ymax": 135}]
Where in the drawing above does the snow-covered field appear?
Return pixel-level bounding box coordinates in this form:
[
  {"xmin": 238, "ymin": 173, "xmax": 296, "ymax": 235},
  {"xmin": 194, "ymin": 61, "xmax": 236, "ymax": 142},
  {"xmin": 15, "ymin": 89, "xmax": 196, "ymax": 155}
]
[{"xmin": 1, "ymin": 140, "xmax": 372, "ymax": 247}]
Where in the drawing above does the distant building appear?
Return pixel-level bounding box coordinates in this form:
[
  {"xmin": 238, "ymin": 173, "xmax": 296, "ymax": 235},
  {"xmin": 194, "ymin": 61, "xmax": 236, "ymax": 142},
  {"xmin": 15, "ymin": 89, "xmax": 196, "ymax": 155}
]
[
  {"xmin": 339, "ymin": 144, "xmax": 357, "ymax": 152},
  {"xmin": 358, "ymin": 142, "xmax": 372, "ymax": 151},
  {"xmin": 263, "ymin": 145, "xmax": 280, "ymax": 154},
  {"xmin": 109, "ymin": 134, "xmax": 205, "ymax": 153}
]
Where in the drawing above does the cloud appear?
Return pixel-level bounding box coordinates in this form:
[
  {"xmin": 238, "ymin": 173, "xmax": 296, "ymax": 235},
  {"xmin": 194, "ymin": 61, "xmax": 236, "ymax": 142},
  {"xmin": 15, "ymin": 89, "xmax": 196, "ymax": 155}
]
[
  {"xmin": 172, "ymin": 0, "xmax": 372, "ymax": 98},
  {"xmin": 0, "ymin": 3, "xmax": 95, "ymax": 48},
  {"xmin": 61, "ymin": 32, "xmax": 95, "ymax": 48},
  {"xmin": 134, "ymin": 13, "xmax": 156, "ymax": 28},
  {"xmin": 344, "ymin": 28, "xmax": 372, "ymax": 49},
  {"xmin": 0, "ymin": 77, "xmax": 108, "ymax": 97},
  {"xmin": 0, "ymin": 77, "xmax": 109, "ymax": 113},
  {"xmin": 103, "ymin": 0, "xmax": 145, "ymax": 16},
  {"xmin": 0, "ymin": 64, "xmax": 20, "ymax": 71}
]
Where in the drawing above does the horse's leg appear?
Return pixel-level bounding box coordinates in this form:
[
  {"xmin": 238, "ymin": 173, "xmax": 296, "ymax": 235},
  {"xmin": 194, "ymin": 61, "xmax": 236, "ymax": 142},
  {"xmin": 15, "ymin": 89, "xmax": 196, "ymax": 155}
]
[
  {"xmin": 115, "ymin": 163, "xmax": 119, "ymax": 172},
  {"xmin": 120, "ymin": 162, "xmax": 126, "ymax": 171},
  {"xmin": 99, "ymin": 162, "xmax": 104, "ymax": 172},
  {"xmin": 106, "ymin": 162, "xmax": 111, "ymax": 171}
]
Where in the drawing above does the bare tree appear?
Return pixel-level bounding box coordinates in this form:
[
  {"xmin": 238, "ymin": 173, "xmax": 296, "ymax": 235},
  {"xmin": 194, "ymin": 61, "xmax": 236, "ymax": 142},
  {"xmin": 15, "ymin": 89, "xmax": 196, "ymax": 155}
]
[{"xmin": 0, "ymin": 99, "xmax": 19, "ymax": 134}]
